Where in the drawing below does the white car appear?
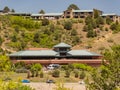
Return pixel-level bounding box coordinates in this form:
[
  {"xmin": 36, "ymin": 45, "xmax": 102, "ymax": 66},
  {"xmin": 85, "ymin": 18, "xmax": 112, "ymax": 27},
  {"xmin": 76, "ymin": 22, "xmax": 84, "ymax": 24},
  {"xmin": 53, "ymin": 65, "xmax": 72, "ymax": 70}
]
[
  {"xmin": 47, "ymin": 64, "xmax": 60, "ymax": 70},
  {"xmin": 78, "ymin": 80, "xmax": 85, "ymax": 84}
]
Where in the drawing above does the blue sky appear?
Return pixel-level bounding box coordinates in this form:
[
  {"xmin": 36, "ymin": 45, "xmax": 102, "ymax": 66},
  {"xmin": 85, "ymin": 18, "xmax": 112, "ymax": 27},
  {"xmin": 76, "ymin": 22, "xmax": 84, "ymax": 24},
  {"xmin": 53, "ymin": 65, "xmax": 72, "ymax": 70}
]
[{"xmin": 0, "ymin": 0, "xmax": 120, "ymax": 15}]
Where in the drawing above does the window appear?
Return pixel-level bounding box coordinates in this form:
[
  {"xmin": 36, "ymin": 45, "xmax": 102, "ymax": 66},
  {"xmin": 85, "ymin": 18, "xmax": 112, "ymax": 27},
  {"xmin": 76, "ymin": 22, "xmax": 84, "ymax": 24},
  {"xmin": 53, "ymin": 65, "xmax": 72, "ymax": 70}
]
[
  {"xmin": 74, "ymin": 16, "xmax": 78, "ymax": 18},
  {"xmin": 66, "ymin": 16, "xmax": 70, "ymax": 18},
  {"xmin": 67, "ymin": 12, "xmax": 70, "ymax": 14}
]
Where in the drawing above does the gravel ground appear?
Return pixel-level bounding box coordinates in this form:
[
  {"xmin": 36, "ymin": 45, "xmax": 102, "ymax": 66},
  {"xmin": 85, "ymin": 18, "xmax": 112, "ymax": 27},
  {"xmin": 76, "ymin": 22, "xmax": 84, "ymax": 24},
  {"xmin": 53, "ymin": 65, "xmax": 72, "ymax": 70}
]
[{"xmin": 24, "ymin": 82, "xmax": 86, "ymax": 90}]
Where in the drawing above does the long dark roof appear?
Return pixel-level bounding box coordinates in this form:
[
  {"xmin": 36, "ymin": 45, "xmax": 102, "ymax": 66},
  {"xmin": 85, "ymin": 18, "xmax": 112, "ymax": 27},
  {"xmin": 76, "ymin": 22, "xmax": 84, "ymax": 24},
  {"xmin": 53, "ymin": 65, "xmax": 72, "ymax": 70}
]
[
  {"xmin": 9, "ymin": 43, "xmax": 101, "ymax": 57},
  {"xmin": 9, "ymin": 50, "xmax": 57, "ymax": 57},
  {"xmin": 9, "ymin": 50, "xmax": 101, "ymax": 57}
]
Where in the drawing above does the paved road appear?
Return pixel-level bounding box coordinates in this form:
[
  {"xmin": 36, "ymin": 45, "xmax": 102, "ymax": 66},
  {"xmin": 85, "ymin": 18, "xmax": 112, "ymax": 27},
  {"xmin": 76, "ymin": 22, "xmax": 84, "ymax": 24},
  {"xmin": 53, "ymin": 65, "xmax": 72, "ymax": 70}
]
[{"xmin": 24, "ymin": 82, "xmax": 86, "ymax": 90}]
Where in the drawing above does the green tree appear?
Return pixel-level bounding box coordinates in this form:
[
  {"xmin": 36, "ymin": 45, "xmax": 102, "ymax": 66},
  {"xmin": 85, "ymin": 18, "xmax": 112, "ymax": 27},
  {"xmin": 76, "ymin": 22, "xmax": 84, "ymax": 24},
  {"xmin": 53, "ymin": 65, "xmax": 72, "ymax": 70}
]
[
  {"xmin": 87, "ymin": 30, "xmax": 97, "ymax": 38},
  {"xmin": 65, "ymin": 70, "xmax": 70, "ymax": 78},
  {"xmin": 0, "ymin": 55, "xmax": 11, "ymax": 71},
  {"xmin": 3, "ymin": 6, "xmax": 10, "ymax": 13},
  {"xmin": 30, "ymin": 64, "xmax": 42, "ymax": 77},
  {"xmin": 11, "ymin": 35, "xmax": 17, "ymax": 42},
  {"xmin": 96, "ymin": 16, "xmax": 104, "ymax": 25},
  {"xmin": 15, "ymin": 61, "xmax": 25, "ymax": 69},
  {"xmin": 85, "ymin": 16, "xmax": 93, "ymax": 25},
  {"xmin": 106, "ymin": 17, "xmax": 112, "ymax": 25},
  {"xmin": 0, "ymin": 80, "xmax": 35, "ymax": 90},
  {"xmin": 33, "ymin": 32, "xmax": 40, "ymax": 43},
  {"xmin": 64, "ymin": 21, "xmax": 72, "ymax": 30},
  {"xmin": 39, "ymin": 9, "xmax": 45, "ymax": 14},
  {"xmin": 94, "ymin": 9, "xmax": 100, "ymax": 19},
  {"xmin": 71, "ymin": 29, "xmax": 77, "ymax": 36},
  {"xmin": 41, "ymin": 19, "xmax": 49, "ymax": 26},
  {"xmin": 86, "ymin": 44, "xmax": 120, "ymax": 90},
  {"xmin": 79, "ymin": 71, "xmax": 86, "ymax": 79},
  {"xmin": 40, "ymin": 71, "xmax": 44, "ymax": 78},
  {"xmin": 52, "ymin": 69, "xmax": 60, "ymax": 77},
  {"xmin": 67, "ymin": 4, "xmax": 80, "ymax": 10},
  {"xmin": 110, "ymin": 23, "xmax": 117, "ymax": 30},
  {"xmin": 11, "ymin": 9, "xmax": 15, "ymax": 13},
  {"xmin": 74, "ymin": 70, "xmax": 79, "ymax": 78}
]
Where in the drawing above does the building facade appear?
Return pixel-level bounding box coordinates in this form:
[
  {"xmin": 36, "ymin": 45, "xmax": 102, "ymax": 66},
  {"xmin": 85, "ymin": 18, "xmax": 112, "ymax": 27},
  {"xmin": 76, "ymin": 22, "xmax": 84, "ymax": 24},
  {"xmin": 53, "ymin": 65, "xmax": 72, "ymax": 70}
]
[
  {"xmin": 63, "ymin": 9, "xmax": 103, "ymax": 18},
  {"xmin": 31, "ymin": 13, "xmax": 63, "ymax": 20},
  {"xmin": 9, "ymin": 43, "xmax": 102, "ymax": 66},
  {"xmin": 1, "ymin": 8, "xmax": 118, "ymax": 22},
  {"xmin": 101, "ymin": 13, "xmax": 120, "ymax": 22}
]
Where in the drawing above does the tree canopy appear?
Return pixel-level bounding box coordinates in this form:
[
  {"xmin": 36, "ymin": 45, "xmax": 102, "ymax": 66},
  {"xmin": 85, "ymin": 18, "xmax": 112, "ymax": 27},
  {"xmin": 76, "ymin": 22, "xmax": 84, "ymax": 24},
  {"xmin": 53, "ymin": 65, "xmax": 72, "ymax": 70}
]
[
  {"xmin": 3, "ymin": 6, "xmax": 10, "ymax": 13},
  {"xmin": 86, "ymin": 44, "xmax": 120, "ymax": 90},
  {"xmin": 11, "ymin": 9, "xmax": 15, "ymax": 13},
  {"xmin": 67, "ymin": 4, "xmax": 80, "ymax": 10},
  {"xmin": 39, "ymin": 9, "xmax": 45, "ymax": 14}
]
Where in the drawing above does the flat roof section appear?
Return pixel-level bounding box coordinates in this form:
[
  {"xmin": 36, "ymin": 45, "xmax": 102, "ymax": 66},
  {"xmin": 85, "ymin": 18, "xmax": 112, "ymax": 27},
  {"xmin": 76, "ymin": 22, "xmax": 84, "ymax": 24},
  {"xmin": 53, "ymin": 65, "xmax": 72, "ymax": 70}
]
[
  {"xmin": 9, "ymin": 50, "xmax": 57, "ymax": 57},
  {"xmin": 68, "ymin": 50, "xmax": 101, "ymax": 56}
]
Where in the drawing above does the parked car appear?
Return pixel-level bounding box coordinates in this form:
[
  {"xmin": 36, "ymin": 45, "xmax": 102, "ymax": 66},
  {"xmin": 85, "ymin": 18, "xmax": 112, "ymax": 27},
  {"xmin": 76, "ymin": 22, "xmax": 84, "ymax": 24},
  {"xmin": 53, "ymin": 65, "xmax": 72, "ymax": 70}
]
[
  {"xmin": 46, "ymin": 79, "xmax": 55, "ymax": 83},
  {"xmin": 47, "ymin": 64, "xmax": 60, "ymax": 70},
  {"xmin": 22, "ymin": 79, "xmax": 30, "ymax": 83},
  {"xmin": 78, "ymin": 80, "xmax": 85, "ymax": 84}
]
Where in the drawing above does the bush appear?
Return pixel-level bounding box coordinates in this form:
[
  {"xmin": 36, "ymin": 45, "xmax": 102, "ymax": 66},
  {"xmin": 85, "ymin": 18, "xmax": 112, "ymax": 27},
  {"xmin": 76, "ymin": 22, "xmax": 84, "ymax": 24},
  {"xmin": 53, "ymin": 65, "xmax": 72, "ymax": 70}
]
[
  {"xmin": 52, "ymin": 69, "xmax": 60, "ymax": 77},
  {"xmin": 98, "ymin": 47, "xmax": 105, "ymax": 51},
  {"xmin": 105, "ymin": 27, "xmax": 109, "ymax": 31},
  {"xmin": 106, "ymin": 17, "xmax": 112, "ymax": 25},
  {"xmin": 74, "ymin": 70, "xmax": 79, "ymax": 78},
  {"xmin": 41, "ymin": 19, "xmax": 49, "ymax": 26},
  {"xmin": 64, "ymin": 21, "xmax": 72, "ymax": 30},
  {"xmin": 68, "ymin": 64, "xmax": 74, "ymax": 70},
  {"xmin": 85, "ymin": 44, "xmax": 92, "ymax": 49},
  {"xmin": 107, "ymin": 39, "xmax": 114, "ymax": 43},
  {"xmin": 65, "ymin": 70, "xmax": 70, "ymax": 78},
  {"xmin": 61, "ymin": 65, "xmax": 69, "ymax": 70},
  {"xmin": 15, "ymin": 61, "xmax": 25, "ymax": 69},
  {"xmin": 0, "ymin": 80, "xmax": 35, "ymax": 90},
  {"xmin": 87, "ymin": 30, "xmax": 97, "ymax": 38},
  {"xmin": 79, "ymin": 71, "xmax": 86, "ymax": 79},
  {"xmin": 72, "ymin": 63, "xmax": 88, "ymax": 70},
  {"xmin": 40, "ymin": 71, "xmax": 44, "ymax": 78},
  {"xmin": 71, "ymin": 29, "xmax": 77, "ymax": 36}
]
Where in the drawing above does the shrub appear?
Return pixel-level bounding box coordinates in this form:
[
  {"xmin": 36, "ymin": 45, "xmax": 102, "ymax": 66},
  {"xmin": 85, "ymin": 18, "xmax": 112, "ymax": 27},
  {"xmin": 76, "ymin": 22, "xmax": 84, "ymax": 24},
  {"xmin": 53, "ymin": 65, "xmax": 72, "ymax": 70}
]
[
  {"xmin": 68, "ymin": 64, "xmax": 74, "ymax": 70},
  {"xmin": 87, "ymin": 30, "xmax": 97, "ymax": 38},
  {"xmin": 61, "ymin": 65, "xmax": 69, "ymax": 70},
  {"xmin": 15, "ymin": 61, "xmax": 25, "ymax": 69},
  {"xmin": 107, "ymin": 39, "xmax": 114, "ymax": 43},
  {"xmin": 106, "ymin": 17, "xmax": 112, "ymax": 25},
  {"xmin": 0, "ymin": 80, "xmax": 35, "ymax": 90},
  {"xmin": 85, "ymin": 44, "xmax": 92, "ymax": 49},
  {"xmin": 65, "ymin": 70, "xmax": 70, "ymax": 78},
  {"xmin": 52, "ymin": 69, "xmax": 60, "ymax": 77},
  {"xmin": 71, "ymin": 29, "xmax": 77, "ymax": 36},
  {"xmin": 41, "ymin": 19, "xmax": 49, "ymax": 26},
  {"xmin": 98, "ymin": 47, "xmax": 105, "ymax": 51},
  {"xmin": 74, "ymin": 70, "xmax": 79, "ymax": 78},
  {"xmin": 40, "ymin": 71, "xmax": 44, "ymax": 78},
  {"xmin": 64, "ymin": 21, "xmax": 72, "ymax": 30},
  {"xmin": 105, "ymin": 27, "xmax": 109, "ymax": 31},
  {"xmin": 79, "ymin": 71, "xmax": 86, "ymax": 79}
]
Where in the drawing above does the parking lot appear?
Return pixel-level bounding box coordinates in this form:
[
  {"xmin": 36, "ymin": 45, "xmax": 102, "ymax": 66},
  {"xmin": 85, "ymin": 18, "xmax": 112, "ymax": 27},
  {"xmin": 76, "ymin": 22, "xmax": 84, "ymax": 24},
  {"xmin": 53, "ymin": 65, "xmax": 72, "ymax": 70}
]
[{"xmin": 24, "ymin": 82, "xmax": 86, "ymax": 90}]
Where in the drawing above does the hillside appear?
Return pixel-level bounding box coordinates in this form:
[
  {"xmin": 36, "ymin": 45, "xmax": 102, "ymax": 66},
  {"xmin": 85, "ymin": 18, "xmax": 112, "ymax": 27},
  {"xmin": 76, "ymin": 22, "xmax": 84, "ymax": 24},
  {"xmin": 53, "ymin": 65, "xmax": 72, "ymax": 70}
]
[{"xmin": 0, "ymin": 15, "xmax": 120, "ymax": 54}]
